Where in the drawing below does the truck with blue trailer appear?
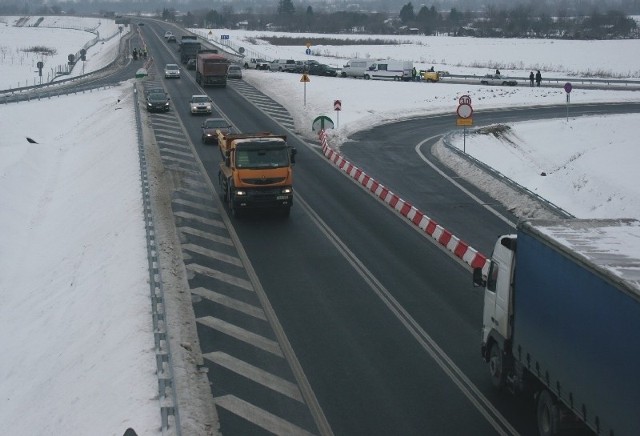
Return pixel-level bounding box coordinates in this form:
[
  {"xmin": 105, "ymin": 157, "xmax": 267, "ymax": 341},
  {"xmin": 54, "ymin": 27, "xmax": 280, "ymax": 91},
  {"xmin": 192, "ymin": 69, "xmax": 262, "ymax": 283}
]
[{"xmin": 473, "ymin": 219, "xmax": 640, "ymax": 436}]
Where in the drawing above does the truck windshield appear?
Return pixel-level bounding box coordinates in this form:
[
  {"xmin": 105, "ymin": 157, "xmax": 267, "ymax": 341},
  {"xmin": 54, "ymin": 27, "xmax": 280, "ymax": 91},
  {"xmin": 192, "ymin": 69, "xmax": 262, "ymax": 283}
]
[{"xmin": 235, "ymin": 142, "xmax": 289, "ymax": 169}]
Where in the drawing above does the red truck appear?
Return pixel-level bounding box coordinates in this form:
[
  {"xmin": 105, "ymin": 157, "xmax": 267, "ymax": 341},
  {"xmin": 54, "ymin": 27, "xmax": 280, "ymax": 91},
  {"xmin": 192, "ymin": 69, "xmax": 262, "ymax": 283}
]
[{"xmin": 196, "ymin": 53, "xmax": 230, "ymax": 87}]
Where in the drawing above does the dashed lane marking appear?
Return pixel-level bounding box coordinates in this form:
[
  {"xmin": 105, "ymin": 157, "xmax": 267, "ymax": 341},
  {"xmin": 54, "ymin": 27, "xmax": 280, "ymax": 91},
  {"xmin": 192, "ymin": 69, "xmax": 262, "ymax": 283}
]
[
  {"xmin": 174, "ymin": 211, "xmax": 225, "ymax": 228},
  {"xmin": 187, "ymin": 263, "xmax": 253, "ymax": 291},
  {"xmin": 192, "ymin": 287, "xmax": 266, "ymax": 320},
  {"xmin": 205, "ymin": 351, "xmax": 304, "ymax": 402},
  {"xmin": 182, "ymin": 243, "xmax": 242, "ymax": 267},
  {"xmin": 179, "ymin": 226, "xmax": 233, "ymax": 246},
  {"xmin": 198, "ymin": 316, "xmax": 283, "ymax": 357},
  {"xmin": 214, "ymin": 395, "xmax": 316, "ymax": 436}
]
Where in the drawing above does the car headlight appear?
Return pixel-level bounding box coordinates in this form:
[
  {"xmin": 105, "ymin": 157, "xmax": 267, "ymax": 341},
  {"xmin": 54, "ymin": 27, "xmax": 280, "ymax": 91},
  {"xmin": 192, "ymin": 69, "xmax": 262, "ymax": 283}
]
[
  {"xmin": 235, "ymin": 190, "xmax": 247, "ymax": 196},
  {"xmin": 281, "ymin": 187, "xmax": 292, "ymax": 194}
]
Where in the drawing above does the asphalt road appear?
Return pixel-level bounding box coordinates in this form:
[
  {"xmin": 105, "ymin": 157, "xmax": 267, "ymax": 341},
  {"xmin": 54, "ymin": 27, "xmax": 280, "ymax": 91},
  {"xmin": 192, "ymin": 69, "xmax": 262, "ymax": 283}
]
[{"xmin": 128, "ymin": 20, "xmax": 640, "ymax": 436}]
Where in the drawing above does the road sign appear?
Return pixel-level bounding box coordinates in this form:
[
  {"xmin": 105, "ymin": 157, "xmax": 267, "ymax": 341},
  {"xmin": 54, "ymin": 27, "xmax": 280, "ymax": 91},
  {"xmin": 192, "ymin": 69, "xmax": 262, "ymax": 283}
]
[
  {"xmin": 221, "ymin": 34, "xmax": 229, "ymax": 40},
  {"xmin": 312, "ymin": 115, "xmax": 334, "ymax": 131},
  {"xmin": 457, "ymin": 103, "xmax": 473, "ymax": 118},
  {"xmin": 300, "ymin": 74, "xmax": 310, "ymax": 83},
  {"xmin": 334, "ymin": 100, "xmax": 342, "ymax": 111},
  {"xmin": 456, "ymin": 118, "xmax": 473, "ymax": 126},
  {"xmin": 564, "ymin": 82, "xmax": 572, "ymax": 93},
  {"xmin": 459, "ymin": 95, "xmax": 472, "ymax": 105},
  {"xmin": 305, "ymin": 48, "xmax": 311, "ymax": 55}
]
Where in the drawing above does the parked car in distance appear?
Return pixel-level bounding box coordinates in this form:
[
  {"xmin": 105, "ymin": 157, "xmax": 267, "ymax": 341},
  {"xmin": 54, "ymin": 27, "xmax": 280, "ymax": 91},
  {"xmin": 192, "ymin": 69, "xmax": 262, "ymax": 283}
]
[
  {"xmin": 421, "ymin": 70, "xmax": 441, "ymax": 82},
  {"xmin": 308, "ymin": 63, "xmax": 338, "ymax": 77},
  {"xmin": 291, "ymin": 60, "xmax": 305, "ymax": 73},
  {"xmin": 167, "ymin": 35, "xmax": 176, "ymax": 43},
  {"xmin": 243, "ymin": 58, "xmax": 270, "ymax": 70},
  {"xmin": 480, "ymin": 74, "xmax": 517, "ymax": 86},
  {"xmin": 271, "ymin": 59, "xmax": 297, "ymax": 72},
  {"xmin": 304, "ymin": 60, "xmax": 321, "ymax": 69},
  {"xmin": 201, "ymin": 117, "xmax": 233, "ymax": 144},
  {"xmin": 189, "ymin": 94, "xmax": 213, "ymax": 115},
  {"xmin": 227, "ymin": 64, "xmax": 243, "ymax": 79},
  {"xmin": 186, "ymin": 58, "xmax": 196, "ymax": 70},
  {"xmin": 164, "ymin": 63, "xmax": 181, "ymax": 79},
  {"xmin": 293, "ymin": 59, "xmax": 322, "ymax": 73},
  {"xmin": 164, "ymin": 31, "xmax": 173, "ymax": 39},
  {"xmin": 146, "ymin": 92, "xmax": 170, "ymax": 112},
  {"xmin": 341, "ymin": 58, "xmax": 377, "ymax": 78}
]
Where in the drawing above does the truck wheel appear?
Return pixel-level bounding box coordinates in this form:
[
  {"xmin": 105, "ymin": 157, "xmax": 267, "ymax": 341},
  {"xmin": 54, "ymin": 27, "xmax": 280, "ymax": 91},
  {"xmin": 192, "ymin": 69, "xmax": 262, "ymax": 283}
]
[
  {"xmin": 226, "ymin": 182, "xmax": 241, "ymax": 218},
  {"xmin": 488, "ymin": 342, "xmax": 506, "ymax": 389},
  {"xmin": 243, "ymin": 63, "xmax": 249, "ymax": 69},
  {"xmin": 536, "ymin": 390, "xmax": 559, "ymax": 436},
  {"xmin": 364, "ymin": 74, "xmax": 370, "ymax": 80},
  {"xmin": 341, "ymin": 72, "xmax": 347, "ymax": 78},
  {"xmin": 218, "ymin": 172, "xmax": 228, "ymax": 201}
]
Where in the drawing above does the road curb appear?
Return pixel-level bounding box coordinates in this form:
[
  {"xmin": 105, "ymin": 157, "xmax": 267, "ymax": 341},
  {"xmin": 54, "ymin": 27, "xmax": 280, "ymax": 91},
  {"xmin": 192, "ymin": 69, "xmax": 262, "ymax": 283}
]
[{"xmin": 318, "ymin": 129, "xmax": 489, "ymax": 275}]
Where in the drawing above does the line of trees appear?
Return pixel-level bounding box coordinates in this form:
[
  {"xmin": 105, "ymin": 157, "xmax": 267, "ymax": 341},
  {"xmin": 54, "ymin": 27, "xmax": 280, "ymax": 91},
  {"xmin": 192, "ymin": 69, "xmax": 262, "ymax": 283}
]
[
  {"xmin": 398, "ymin": 3, "xmax": 639, "ymax": 39},
  {"xmin": 172, "ymin": 2, "xmax": 638, "ymax": 40},
  {"xmin": 1, "ymin": 0, "xmax": 637, "ymax": 40}
]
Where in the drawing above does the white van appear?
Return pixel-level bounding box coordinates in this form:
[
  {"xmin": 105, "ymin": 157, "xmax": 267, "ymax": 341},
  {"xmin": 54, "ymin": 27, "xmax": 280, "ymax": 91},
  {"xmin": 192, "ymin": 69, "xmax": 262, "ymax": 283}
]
[
  {"xmin": 367, "ymin": 60, "xmax": 413, "ymax": 81},
  {"xmin": 341, "ymin": 58, "xmax": 377, "ymax": 78}
]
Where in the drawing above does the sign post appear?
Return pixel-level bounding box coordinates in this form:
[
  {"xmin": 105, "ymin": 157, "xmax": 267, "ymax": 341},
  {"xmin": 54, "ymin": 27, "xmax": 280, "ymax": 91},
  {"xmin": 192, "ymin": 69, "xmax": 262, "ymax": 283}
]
[
  {"xmin": 334, "ymin": 99, "xmax": 342, "ymax": 129},
  {"xmin": 564, "ymin": 82, "xmax": 572, "ymax": 121},
  {"xmin": 456, "ymin": 95, "xmax": 473, "ymax": 153},
  {"xmin": 300, "ymin": 74, "xmax": 311, "ymax": 106}
]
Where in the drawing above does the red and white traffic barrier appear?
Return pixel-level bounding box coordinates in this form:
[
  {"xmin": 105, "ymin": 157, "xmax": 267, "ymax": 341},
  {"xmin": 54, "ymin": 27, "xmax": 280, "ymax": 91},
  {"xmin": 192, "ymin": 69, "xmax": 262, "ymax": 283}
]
[{"xmin": 318, "ymin": 129, "xmax": 489, "ymax": 274}]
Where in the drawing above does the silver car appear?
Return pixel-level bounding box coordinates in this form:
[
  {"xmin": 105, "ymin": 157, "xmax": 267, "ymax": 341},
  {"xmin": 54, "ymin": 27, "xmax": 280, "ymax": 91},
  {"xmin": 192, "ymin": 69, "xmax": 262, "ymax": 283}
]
[
  {"xmin": 189, "ymin": 94, "xmax": 213, "ymax": 115},
  {"xmin": 164, "ymin": 63, "xmax": 181, "ymax": 79},
  {"xmin": 479, "ymin": 74, "xmax": 517, "ymax": 86},
  {"xmin": 227, "ymin": 65, "xmax": 243, "ymax": 79}
]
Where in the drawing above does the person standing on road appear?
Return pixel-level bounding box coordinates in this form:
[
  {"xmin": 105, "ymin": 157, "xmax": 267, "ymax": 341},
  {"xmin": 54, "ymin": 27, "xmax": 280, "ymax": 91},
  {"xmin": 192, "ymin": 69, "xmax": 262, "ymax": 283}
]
[
  {"xmin": 412, "ymin": 66, "xmax": 417, "ymax": 82},
  {"xmin": 535, "ymin": 70, "xmax": 542, "ymax": 87},
  {"xmin": 529, "ymin": 71, "xmax": 535, "ymax": 87}
]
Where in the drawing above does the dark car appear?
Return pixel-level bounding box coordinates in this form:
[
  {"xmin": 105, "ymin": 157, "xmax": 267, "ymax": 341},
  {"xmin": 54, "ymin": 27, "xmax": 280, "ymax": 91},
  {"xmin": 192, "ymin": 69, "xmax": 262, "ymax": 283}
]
[
  {"xmin": 201, "ymin": 117, "xmax": 233, "ymax": 144},
  {"xmin": 167, "ymin": 35, "xmax": 177, "ymax": 43},
  {"xmin": 308, "ymin": 63, "xmax": 338, "ymax": 77},
  {"xmin": 145, "ymin": 87, "xmax": 166, "ymax": 98},
  {"xmin": 146, "ymin": 92, "xmax": 170, "ymax": 112},
  {"xmin": 186, "ymin": 58, "xmax": 196, "ymax": 70}
]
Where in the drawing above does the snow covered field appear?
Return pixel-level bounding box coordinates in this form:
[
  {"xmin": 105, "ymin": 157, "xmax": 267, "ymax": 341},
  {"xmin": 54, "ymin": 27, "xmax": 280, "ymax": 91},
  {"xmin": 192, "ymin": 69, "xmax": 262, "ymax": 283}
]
[{"xmin": 0, "ymin": 15, "xmax": 639, "ymax": 436}]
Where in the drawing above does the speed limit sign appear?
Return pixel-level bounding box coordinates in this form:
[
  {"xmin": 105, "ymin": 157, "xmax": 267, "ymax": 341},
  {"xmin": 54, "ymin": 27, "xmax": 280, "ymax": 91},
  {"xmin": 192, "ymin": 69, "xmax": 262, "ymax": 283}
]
[{"xmin": 458, "ymin": 95, "xmax": 472, "ymax": 105}]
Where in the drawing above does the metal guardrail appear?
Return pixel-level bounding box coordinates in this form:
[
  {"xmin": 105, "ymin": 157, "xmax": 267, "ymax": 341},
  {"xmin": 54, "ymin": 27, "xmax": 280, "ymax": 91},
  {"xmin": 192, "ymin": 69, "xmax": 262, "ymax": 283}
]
[
  {"xmin": 442, "ymin": 130, "xmax": 574, "ymax": 219},
  {"xmin": 0, "ymin": 30, "xmax": 130, "ymax": 103},
  {"xmin": 133, "ymin": 82, "xmax": 180, "ymax": 436},
  {"xmin": 440, "ymin": 73, "xmax": 640, "ymax": 89}
]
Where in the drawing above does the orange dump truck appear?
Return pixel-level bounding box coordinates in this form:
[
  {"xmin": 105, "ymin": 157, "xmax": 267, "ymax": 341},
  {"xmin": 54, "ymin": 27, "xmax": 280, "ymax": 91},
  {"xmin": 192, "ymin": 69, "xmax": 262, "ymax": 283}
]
[{"xmin": 217, "ymin": 131, "xmax": 296, "ymax": 217}]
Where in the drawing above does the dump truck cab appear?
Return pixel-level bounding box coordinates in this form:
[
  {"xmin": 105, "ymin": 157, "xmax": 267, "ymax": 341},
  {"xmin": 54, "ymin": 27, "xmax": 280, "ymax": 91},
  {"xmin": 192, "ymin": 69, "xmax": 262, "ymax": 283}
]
[{"xmin": 217, "ymin": 132, "xmax": 296, "ymax": 217}]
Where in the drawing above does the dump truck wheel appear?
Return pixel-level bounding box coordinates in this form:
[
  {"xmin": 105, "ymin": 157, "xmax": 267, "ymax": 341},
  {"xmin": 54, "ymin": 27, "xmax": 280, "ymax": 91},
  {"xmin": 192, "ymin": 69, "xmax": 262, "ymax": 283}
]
[
  {"xmin": 536, "ymin": 390, "xmax": 558, "ymax": 436},
  {"xmin": 488, "ymin": 342, "xmax": 506, "ymax": 389}
]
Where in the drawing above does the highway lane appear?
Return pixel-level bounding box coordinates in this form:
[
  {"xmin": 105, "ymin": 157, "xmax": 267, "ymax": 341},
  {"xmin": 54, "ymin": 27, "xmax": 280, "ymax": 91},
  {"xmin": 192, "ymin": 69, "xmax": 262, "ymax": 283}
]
[
  {"xmin": 135, "ymin": 21, "xmax": 621, "ymax": 435},
  {"xmin": 340, "ymin": 102, "xmax": 640, "ymax": 256}
]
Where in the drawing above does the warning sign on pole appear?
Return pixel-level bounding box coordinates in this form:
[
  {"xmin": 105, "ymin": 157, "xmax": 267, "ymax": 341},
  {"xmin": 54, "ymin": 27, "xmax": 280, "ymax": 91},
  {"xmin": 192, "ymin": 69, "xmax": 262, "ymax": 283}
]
[{"xmin": 334, "ymin": 100, "xmax": 342, "ymax": 111}]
